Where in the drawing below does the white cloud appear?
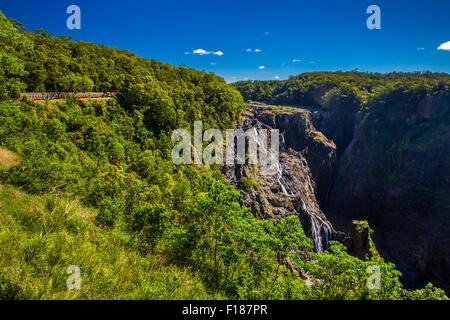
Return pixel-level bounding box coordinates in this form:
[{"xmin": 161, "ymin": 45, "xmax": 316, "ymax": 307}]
[
  {"xmin": 292, "ymin": 58, "xmax": 302, "ymax": 63},
  {"xmin": 258, "ymin": 66, "xmax": 265, "ymax": 69},
  {"xmin": 309, "ymin": 61, "xmax": 315, "ymax": 64},
  {"xmin": 184, "ymin": 51, "xmax": 191, "ymax": 55},
  {"xmin": 246, "ymin": 48, "xmax": 263, "ymax": 53},
  {"xmin": 192, "ymin": 49, "xmax": 224, "ymax": 56},
  {"xmin": 274, "ymin": 75, "xmax": 280, "ymax": 79},
  {"xmin": 210, "ymin": 62, "xmax": 217, "ymax": 65},
  {"xmin": 193, "ymin": 48, "xmax": 209, "ymax": 55},
  {"xmin": 417, "ymin": 47, "xmax": 425, "ymax": 50},
  {"xmin": 437, "ymin": 41, "xmax": 450, "ymax": 51}
]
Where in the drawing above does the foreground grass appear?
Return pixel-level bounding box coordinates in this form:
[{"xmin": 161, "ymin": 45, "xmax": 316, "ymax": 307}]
[{"xmin": 0, "ymin": 184, "xmax": 216, "ymax": 300}]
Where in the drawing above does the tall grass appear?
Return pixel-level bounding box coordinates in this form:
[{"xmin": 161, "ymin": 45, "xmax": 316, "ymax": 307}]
[{"xmin": 0, "ymin": 184, "xmax": 216, "ymax": 300}]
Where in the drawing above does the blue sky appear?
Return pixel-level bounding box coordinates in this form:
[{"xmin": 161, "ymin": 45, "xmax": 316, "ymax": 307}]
[{"xmin": 2, "ymin": 0, "xmax": 449, "ymax": 82}]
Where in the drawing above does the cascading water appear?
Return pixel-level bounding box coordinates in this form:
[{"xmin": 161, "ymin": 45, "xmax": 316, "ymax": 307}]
[
  {"xmin": 301, "ymin": 200, "xmax": 331, "ymax": 253},
  {"xmin": 251, "ymin": 124, "xmax": 289, "ymax": 195},
  {"xmin": 252, "ymin": 120, "xmax": 330, "ymax": 252}
]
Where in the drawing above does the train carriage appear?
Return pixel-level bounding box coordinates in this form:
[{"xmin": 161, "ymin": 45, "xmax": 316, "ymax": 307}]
[{"xmin": 9, "ymin": 92, "xmax": 117, "ymax": 101}]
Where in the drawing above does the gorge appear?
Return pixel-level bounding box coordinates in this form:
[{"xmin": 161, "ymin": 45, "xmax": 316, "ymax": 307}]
[{"xmin": 232, "ymin": 76, "xmax": 450, "ymax": 293}]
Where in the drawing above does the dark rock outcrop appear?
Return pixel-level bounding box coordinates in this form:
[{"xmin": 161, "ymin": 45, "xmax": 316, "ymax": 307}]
[{"xmin": 347, "ymin": 220, "xmax": 381, "ymax": 261}]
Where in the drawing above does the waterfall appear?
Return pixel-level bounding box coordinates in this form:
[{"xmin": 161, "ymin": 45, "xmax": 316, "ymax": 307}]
[
  {"xmin": 233, "ymin": 104, "xmax": 333, "ymax": 254},
  {"xmin": 251, "ymin": 120, "xmax": 330, "ymax": 252},
  {"xmin": 300, "ymin": 160, "xmax": 315, "ymax": 194},
  {"xmin": 301, "ymin": 200, "xmax": 331, "ymax": 253},
  {"xmin": 297, "ymin": 158, "xmax": 331, "ymax": 252},
  {"xmin": 251, "ymin": 126, "xmax": 289, "ymax": 195}
]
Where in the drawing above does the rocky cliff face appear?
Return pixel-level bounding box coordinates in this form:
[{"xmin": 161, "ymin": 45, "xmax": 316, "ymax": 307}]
[
  {"xmin": 222, "ymin": 104, "xmax": 339, "ymax": 252},
  {"xmin": 328, "ymin": 90, "xmax": 450, "ymax": 292},
  {"xmin": 256, "ymin": 106, "xmax": 337, "ymax": 206}
]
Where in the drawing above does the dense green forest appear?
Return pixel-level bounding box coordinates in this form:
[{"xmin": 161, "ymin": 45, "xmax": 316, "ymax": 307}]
[
  {"xmin": 0, "ymin": 11, "xmax": 447, "ymax": 299},
  {"xmin": 233, "ymin": 71, "xmax": 450, "ymax": 110},
  {"xmin": 0, "ymin": 11, "xmax": 244, "ymax": 133}
]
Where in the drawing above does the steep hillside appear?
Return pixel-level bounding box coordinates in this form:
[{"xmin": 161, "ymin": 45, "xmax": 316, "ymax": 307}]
[{"xmin": 0, "ymin": 11, "xmax": 245, "ymax": 133}]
